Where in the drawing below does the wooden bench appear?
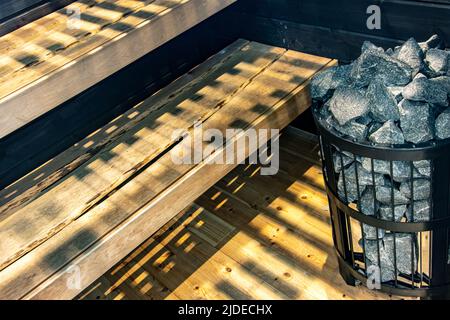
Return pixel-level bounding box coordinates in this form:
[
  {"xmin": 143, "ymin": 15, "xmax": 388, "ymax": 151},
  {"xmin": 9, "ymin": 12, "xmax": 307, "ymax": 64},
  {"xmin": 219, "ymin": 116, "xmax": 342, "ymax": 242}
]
[
  {"xmin": 0, "ymin": 0, "xmax": 237, "ymax": 139},
  {"xmin": 0, "ymin": 39, "xmax": 335, "ymax": 299}
]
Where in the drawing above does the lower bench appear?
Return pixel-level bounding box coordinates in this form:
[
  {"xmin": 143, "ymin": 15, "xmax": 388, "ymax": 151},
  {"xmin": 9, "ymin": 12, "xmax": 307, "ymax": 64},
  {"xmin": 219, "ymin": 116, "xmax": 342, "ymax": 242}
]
[{"xmin": 0, "ymin": 39, "xmax": 335, "ymax": 299}]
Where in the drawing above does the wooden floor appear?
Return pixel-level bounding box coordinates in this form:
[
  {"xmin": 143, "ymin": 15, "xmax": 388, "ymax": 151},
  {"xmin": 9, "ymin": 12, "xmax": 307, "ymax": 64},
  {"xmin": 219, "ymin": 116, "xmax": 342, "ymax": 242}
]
[{"xmin": 78, "ymin": 127, "xmax": 400, "ymax": 300}]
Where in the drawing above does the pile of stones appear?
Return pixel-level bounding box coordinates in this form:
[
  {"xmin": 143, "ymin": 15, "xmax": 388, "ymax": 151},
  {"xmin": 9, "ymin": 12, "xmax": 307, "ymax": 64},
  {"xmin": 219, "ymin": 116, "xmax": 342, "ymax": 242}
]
[{"xmin": 312, "ymin": 35, "xmax": 450, "ymax": 282}]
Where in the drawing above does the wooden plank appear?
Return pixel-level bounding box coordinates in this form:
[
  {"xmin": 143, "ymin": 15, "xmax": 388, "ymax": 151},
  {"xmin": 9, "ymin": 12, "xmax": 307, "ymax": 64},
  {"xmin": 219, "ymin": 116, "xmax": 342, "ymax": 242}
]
[
  {"xmin": 0, "ymin": 0, "xmax": 237, "ymax": 139},
  {"xmin": 147, "ymin": 217, "xmax": 288, "ymax": 300},
  {"xmin": 0, "ymin": 18, "xmax": 231, "ymax": 191},
  {"xmin": 77, "ymin": 236, "xmax": 176, "ymax": 300},
  {"xmin": 0, "ymin": 41, "xmax": 283, "ymax": 270},
  {"xmin": 80, "ymin": 133, "xmax": 402, "ymax": 300},
  {"xmin": 0, "ymin": 1, "xmax": 78, "ymax": 37},
  {"xmin": 123, "ymin": 222, "xmax": 287, "ymax": 299},
  {"xmin": 0, "ymin": 39, "xmax": 249, "ymax": 219},
  {"xmin": 23, "ymin": 48, "xmax": 331, "ymax": 300},
  {"xmin": 177, "ymin": 201, "xmax": 387, "ymax": 299},
  {"xmin": 0, "ymin": 0, "xmax": 152, "ymax": 75},
  {"xmin": 0, "ymin": 43, "xmax": 332, "ymax": 299},
  {"xmin": 0, "ymin": 0, "xmax": 97, "ymax": 58}
]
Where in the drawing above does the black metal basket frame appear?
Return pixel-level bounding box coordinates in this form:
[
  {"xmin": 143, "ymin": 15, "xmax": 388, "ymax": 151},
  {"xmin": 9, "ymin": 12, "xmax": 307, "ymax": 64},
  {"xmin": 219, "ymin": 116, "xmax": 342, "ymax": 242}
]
[{"xmin": 313, "ymin": 105, "xmax": 450, "ymax": 299}]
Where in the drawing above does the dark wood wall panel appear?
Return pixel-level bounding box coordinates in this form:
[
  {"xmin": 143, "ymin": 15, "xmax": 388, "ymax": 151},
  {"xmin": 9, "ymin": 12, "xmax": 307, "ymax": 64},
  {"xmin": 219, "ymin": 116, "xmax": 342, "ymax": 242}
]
[
  {"xmin": 0, "ymin": 0, "xmax": 43, "ymax": 21},
  {"xmin": 223, "ymin": 0, "xmax": 450, "ymax": 61}
]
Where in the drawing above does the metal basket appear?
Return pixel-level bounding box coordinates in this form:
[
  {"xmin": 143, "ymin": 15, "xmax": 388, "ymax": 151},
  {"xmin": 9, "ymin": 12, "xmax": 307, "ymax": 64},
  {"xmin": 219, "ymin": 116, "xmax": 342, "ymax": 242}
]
[{"xmin": 313, "ymin": 105, "xmax": 450, "ymax": 299}]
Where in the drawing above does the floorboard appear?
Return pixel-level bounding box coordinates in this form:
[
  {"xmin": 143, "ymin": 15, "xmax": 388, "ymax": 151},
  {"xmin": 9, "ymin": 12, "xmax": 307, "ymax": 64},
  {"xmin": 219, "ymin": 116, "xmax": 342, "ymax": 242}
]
[{"xmin": 79, "ymin": 127, "xmax": 407, "ymax": 300}]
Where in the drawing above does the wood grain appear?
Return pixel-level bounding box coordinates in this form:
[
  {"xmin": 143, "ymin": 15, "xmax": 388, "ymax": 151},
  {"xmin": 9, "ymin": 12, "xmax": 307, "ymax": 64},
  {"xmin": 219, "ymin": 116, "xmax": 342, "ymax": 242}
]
[
  {"xmin": 0, "ymin": 41, "xmax": 333, "ymax": 299},
  {"xmin": 79, "ymin": 127, "xmax": 400, "ymax": 300},
  {"xmin": 0, "ymin": 0, "xmax": 237, "ymax": 139}
]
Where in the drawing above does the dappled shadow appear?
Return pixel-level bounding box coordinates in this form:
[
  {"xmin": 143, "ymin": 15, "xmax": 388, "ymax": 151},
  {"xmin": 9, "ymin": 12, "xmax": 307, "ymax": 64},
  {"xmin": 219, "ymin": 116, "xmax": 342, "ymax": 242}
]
[
  {"xmin": 78, "ymin": 132, "xmax": 392, "ymax": 300},
  {"xmin": 0, "ymin": 38, "xmax": 332, "ymax": 299},
  {"xmin": 0, "ymin": 0, "xmax": 188, "ymax": 98}
]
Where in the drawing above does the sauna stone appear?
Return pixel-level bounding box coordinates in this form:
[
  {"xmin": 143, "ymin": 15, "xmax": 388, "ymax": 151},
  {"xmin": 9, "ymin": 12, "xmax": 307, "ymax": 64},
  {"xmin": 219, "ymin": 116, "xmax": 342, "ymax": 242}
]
[{"xmin": 369, "ymin": 120, "xmax": 405, "ymax": 145}]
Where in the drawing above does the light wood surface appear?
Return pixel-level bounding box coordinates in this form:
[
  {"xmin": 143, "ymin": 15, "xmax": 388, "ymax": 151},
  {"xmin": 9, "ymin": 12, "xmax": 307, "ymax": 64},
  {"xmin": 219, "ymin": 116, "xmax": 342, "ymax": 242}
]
[
  {"xmin": 0, "ymin": 0, "xmax": 237, "ymax": 139},
  {"xmin": 0, "ymin": 40, "xmax": 333, "ymax": 299},
  {"xmin": 79, "ymin": 127, "xmax": 403, "ymax": 300}
]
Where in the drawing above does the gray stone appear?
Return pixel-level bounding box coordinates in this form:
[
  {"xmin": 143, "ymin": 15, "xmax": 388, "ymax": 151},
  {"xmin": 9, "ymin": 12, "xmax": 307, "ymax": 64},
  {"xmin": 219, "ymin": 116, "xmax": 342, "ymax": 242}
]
[
  {"xmin": 350, "ymin": 49, "xmax": 413, "ymax": 87},
  {"xmin": 334, "ymin": 120, "xmax": 369, "ymax": 142},
  {"xmin": 402, "ymin": 77, "xmax": 448, "ymax": 106},
  {"xmin": 367, "ymin": 122, "xmax": 383, "ymax": 136},
  {"xmin": 396, "ymin": 38, "xmax": 424, "ymax": 76},
  {"xmin": 366, "ymin": 79, "xmax": 401, "ymax": 122},
  {"xmin": 387, "ymin": 86, "xmax": 404, "ymax": 103},
  {"xmin": 406, "ymin": 200, "xmax": 431, "ymax": 222},
  {"xmin": 363, "ymin": 224, "xmax": 385, "ymax": 240},
  {"xmin": 362, "ymin": 41, "xmax": 384, "ymax": 54},
  {"xmin": 365, "ymin": 259, "xmax": 397, "ymax": 283},
  {"xmin": 414, "ymin": 73, "xmax": 427, "ymax": 80},
  {"xmin": 398, "ymin": 100, "xmax": 434, "ymax": 144},
  {"xmin": 435, "ymin": 109, "xmax": 450, "ymax": 140},
  {"xmin": 379, "ymin": 205, "xmax": 407, "ymax": 222},
  {"xmin": 355, "ymin": 116, "xmax": 372, "ymax": 126},
  {"xmin": 400, "ymin": 179, "xmax": 431, "ymax": 201},
  {"xmin": 337, "ymin": 163, "xmax": 384, "ymax": 202},
  {"xmin": 363, "ymin": 239, "xmax": 396, "ymax": 282},
  {"xmin": 360, "ymin": 157, "xmax": 412, "ymax": 182},
  {"xmin": 383, "ymin": 233, "xmax": 418, "ymax": 275},
  {"xmin": 419, "ymin": 34, "xmax": 444, "ymax": 53},
  {"xmin": 337, "ymin": 175, "xmax": 362, "ymax": 203},
  {"xmin": 375, "ymin": 185, "xmax": 410, "ymax": 205},
  {"xmin": 431, "ymin": 76, "xmax": 450, "ymax": 96},
  {"xmin": 346, "ymin": 163, "xmax": 386, "ymax": 186},
  {"xmin": 329, "ymin": 86, "xmax": 370, "ymax": 125},
  {"xmin": 358, "ymin": 187, "xmax": 378, "ymax": 216},
  {"xmin": 311, "ymin": 64, "xmax": 352, "ymax": 101},
  {"xmin": 414, "ymin": 160, "xmax": 431, "ymax": 177},
  {"xmin": 425, "ymin": 48, "xmax": 450, "ymax": 76},
  {"xmin": 333, "ymin": 151, "xmax": 354, "ymax": 173},
  {"xmin": 369, "ymin": 120, "xmax": 405, "ymax": 145},
  {"xmin": 364, "ymin": 233, "xmax": 417, "ymax": 277},
  {"xmin": 385, "ymin": 48, "xmax": 395, "ymax": 56}
]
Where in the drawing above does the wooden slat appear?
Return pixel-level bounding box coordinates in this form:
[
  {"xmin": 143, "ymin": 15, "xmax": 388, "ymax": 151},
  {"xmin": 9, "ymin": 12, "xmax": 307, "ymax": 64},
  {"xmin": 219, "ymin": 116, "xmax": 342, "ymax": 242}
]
[
  {"xmin": 0, "ymin": 39, "xmax": 248, "ymax": 215},
  {"xmin": 0, "ymin": 40, "xmax": 284, "ymax": 270},
  {"xmin": 0, "ymin": 1, "xmax": 78, "ymax": 37},
  {"xmin": 0, "ymin": 39, "xmax": 249, "ymax": 218},
  {"xmin": 80, "ymin": 128, "xmax": 399, "ymax": 300},
  {"xmin": 0, "ymin": 42, "xmax": 333, "ymax": 299},
  {"xmin": 0, "ymin": 0, "xmax": 237, "ymax": 139},
  {"xmin": 0, "ymin": 0, "xmax": 151, "ymax": 70},
  {"xmin": 114, "ymin": 216, "xmax": 286, "ymax": 299}
]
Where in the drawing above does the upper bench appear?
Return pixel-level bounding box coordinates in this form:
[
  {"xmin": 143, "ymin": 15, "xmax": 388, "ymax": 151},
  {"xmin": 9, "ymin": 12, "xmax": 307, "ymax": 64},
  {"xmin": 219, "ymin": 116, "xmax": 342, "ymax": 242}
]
[{"xmin": 0, "ymin": 0, "xmax": 236, "ymax": 139}]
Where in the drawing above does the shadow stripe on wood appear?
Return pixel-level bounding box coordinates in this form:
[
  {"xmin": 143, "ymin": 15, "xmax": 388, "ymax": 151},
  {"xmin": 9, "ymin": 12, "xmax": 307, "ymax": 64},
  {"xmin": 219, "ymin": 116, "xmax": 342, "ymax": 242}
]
[{"xmin": 0, "ymin": 0, "xmax": 237, "ymax": 139}]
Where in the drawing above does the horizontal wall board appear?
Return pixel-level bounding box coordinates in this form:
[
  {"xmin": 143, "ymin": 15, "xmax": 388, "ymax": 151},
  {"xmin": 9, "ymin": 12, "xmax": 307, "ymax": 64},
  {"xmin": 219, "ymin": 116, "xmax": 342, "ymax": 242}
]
[
  {"xmin": 221, "ymin": 12, "xmax": 403, "ymax": 61},
  {"xmin": 0, "ymin": 0, "xmax": 43, "ymax": 21},
  {"xmin": 231, "ymin": 0, "xmax": 450, "ymax": 44}
]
